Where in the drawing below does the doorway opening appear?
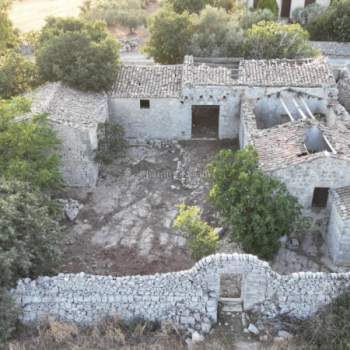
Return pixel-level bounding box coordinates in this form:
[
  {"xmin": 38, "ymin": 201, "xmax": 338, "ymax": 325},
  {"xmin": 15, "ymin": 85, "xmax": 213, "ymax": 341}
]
[
  {"xmin": 192, "ymin": 105, "xmax": 219, "ymax": 139},
  {"xmin": 281, "ymin": 0, "xmax": 292, "ymax": 17},
  {"xmin": 312, "ymin": 187, "xmax": 330, "ymax": 208},
  {"xmin": 219, "ymin": 273, "xmax": 243, "ymax": 312}
]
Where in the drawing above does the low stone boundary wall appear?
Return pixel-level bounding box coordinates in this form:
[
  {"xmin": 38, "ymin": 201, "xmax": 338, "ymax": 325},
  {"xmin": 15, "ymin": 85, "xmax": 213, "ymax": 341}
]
[{"xmin": 12, "ymin": 254, "xmax": 350, "ymax": 333}]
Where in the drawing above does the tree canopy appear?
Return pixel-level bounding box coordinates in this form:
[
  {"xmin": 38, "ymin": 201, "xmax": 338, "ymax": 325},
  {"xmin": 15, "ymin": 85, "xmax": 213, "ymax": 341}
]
[
  {"xmin": 208, "ymin": 146, "xmax": 303, "ymax": 260},
  {"xmin": 36, "ymin": 17, "xmax": 120, "ymax": 92},
  {"xmin": 0, "ymin": 0, "xmax": 18, "ymax": 52}
]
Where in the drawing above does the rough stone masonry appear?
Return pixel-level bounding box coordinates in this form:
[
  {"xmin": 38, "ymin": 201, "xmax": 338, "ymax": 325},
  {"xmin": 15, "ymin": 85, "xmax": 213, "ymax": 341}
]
[{"xmin": 12, "ymin": 254, "xmax": 350, "ymax": 333}]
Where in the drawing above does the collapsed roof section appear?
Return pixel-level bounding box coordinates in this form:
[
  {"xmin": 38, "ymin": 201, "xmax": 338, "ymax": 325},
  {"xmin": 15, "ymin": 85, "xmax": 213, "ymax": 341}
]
[{"xmin": 112, "ymin": 56, "xmax": 336, "ymax": 98}]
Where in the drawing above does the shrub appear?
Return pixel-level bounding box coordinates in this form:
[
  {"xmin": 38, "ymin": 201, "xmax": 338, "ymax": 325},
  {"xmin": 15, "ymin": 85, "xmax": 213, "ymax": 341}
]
[
  {"xmin": 239, "ymin": 8, "xmax": 276, "ymax": 29},
  {"xmin": 0, "ymin": 97, "xmax": 62, "ymax": 190},
  {"xmin": 244, "ymin": 21, "xmax": 317, "ymax": 59},
  {"xmin": 81, "ymin": 0, "xmax": 146, "ymax": 33},
  {"xmin": 173, "ymin": 204, "xmax": 219, "ymax": 261},
  {"xmin": 292, "ymin": 3, "xmax": 326, "ymax": 26},
  {"xmin": 208, "ymin": 147, "xmax": 303, "ymax": 260},
  {"xmin": 189, "ymin": 6, "xmax": 245, "ymax": 57},
  {"xmin": 0, "ymin": 0, "xmax": 19, "ymax": 52},
  {"xmin": 257, "ymin": 0, "xmax": 278, "ymax": 17},
  {"xmin": 144, "ymin": 7, "xmax": 194, "ymax": 64},
  {"xmin": 36, "ymin": 17, "xmax": 120, "ymax": 92},
  {"xmin": 307, "ymin": 0, "xmax": 350, "ymax": 42},
  {"xmin": 0, "ymin": 288, "xmax": 19, "ymax": 345},
  {"xmin": 166, "ymin": 0, "xmax": 236, "ymax": 13},
  {"xmin": 96, "ymin": 122, "xmax": 127, "ymax": 164},
  {"xmin": 0, "ymin": 50, "xmax": 40, "ymax": 99}
]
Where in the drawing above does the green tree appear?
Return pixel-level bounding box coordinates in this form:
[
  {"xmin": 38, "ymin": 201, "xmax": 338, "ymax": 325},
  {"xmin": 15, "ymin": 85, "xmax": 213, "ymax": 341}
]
[
  {"xmin": 166, "ymin": 0, "xmax": 236, "ymax": 13},
  {"xmin": 208, "ymin": 147, "xmax": 303, "ymax": 260},
  {"xmin": 36, "ymin": 18, "xmax": 120, "ymax": 92},
  {"xmin": 307, "ymin": 0, "xmax": 350, "ymax": 42},
  {"xmin": 0, "ymin": 97, "xmax": 62, "ymax": 190},
  {"xmin": 0, "ymin": 0, "xmax": 18, "ymax": 52},
  {"xmin": 257, "ymin": 0, "xmax": 279, "ymax": 17},
  {"xmin": 0, "ymin": 288, "xmax": 18, "ymax": 344},
  {"xmin": 244, "ymin": 21, "xmax": 317, "ymax": 59},
  {"xmin": 239, "ymin": 8, "xmax": 276, "ymax": 29},
  {"xmin": 144, "ymin": 7, "xmax": 194, "ymax": 64},
  {"xmin": 174, "ymin": 204, "xmax": 219, "ymax": 261},
  {"xmin": 0, "ymin": 50, "xmax": 40, "ymax": 99},
  {"xmin": 81, "ymin": 0, "xmax": 146, "ymax": 33},
  {"xmin": 189, "ymin": 6, "xmax": 245, "ymax": 57}
]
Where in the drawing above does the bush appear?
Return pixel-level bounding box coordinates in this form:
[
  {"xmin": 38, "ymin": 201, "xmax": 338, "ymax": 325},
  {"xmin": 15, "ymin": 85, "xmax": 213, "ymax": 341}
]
[
  {"xmin": 296, "ymin": 293, "xmax": 350, "ymax": 349},
  {"xmin": 0, "ymin": 288, "xmax": 19, "ymax": 345},
  {"xmin": 173, "ymin": 204, "xmax": 219, "ymax": 261},
  {"xmin": 96, "ymin": 122, "xmax": 127, "ymax": 164},
  {"xmin": 257, "ymin": 0, "xmax": 278, "ymax": 17},
  {"xmin": 0, "ymin": 0, "xmax": 19, "ymax": 52},
  {"xmin": 166, "ymin": 0, "xmax": 236, "ymax": 13},
  {"xmin": 189, "ymin": 6, "xmax": 245, "ymax": 57},
  {"xmin": 0, "ymin": 97, "xmax": 62, "ymax": 190},
  {"xmin": 208, "ymin": 147, "xmax": 303, "ymax": 260},
  {"xmin": 244, "ymin": 21, "xmax": 317, "ymax": 59},
  {"xmin": 81, "ymin": 0, "xmax": 146, "ymax": 33},
  {"xmin": 144, "ymin": 7, "xmax": 194, "ymax": 64},
  {"xmin": 307, "ymin": 0, "xmax": 350, "ymax": 42},
  {"xmin": 292, "ymin": 3, "xmax": 326, "ymax": 26},
  {"xmin": 36, "ymin": 17, "xmax": 120, "ymax": 92},
  {"xmin": 239, "ymin": 8, "xmax": 276, "ymax": 29},
  {"xmin": 0, "ymin": 50, "xmax": 40, "ymax": 99}
]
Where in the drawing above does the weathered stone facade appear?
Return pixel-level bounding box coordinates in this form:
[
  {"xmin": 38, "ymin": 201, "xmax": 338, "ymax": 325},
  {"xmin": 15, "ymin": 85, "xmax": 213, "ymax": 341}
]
[
  {"xmin": 12, "ymin": 254, "xmax": 350, "ymax": 332},
  {"xmin": 338, "ymin": 68, "xmax": 350, "ymax": 113}
]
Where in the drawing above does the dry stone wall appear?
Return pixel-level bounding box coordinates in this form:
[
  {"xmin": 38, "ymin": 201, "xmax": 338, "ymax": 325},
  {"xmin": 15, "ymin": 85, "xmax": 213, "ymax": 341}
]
[{"xmin": 12, "ymin": 254, "xmax": 350, "ymax": 332}]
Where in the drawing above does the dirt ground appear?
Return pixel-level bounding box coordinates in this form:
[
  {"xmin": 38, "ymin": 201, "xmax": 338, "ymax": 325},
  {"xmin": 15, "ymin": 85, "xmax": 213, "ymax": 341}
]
[{"xmin": 61, "ymin": 140, "xmax": 236, "ymax": 277}]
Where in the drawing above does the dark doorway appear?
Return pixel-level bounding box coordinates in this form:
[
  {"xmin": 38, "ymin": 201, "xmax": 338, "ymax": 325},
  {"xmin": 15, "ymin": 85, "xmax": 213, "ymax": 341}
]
[
  {"xmin": 312, "ymin": 187, "xmax": 330, "ymax": 208},
  {"xmin": 253, "ymin": 0, "xmax": 259, "ymax": 8},
  {"xmin": 281, "ymin": 0, "xmax": 292, "ymax": 17},
  {"xmin": 192, "ymin": 105, "xmax": 219, "ymax": 139}
]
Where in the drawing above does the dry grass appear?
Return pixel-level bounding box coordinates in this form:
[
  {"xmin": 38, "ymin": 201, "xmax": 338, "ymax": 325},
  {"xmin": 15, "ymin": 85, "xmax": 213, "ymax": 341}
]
[{"xmin": 9, "ymin": 0, "xmax": 85, "ymax": 33}]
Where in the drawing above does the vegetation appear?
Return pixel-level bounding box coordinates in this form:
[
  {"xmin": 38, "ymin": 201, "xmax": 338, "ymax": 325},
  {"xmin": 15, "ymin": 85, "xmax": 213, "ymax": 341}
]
[
  {"xmin": 307, "ymin": 0, "xmax": 350, "ymax": 42},
  {"xmin": 189, "ymin": 6, "xmax": 244, "ymax": 57},
  {"xmin": 0, "ymin": 50, "xmax": 40, "ymax": 99},
  {"xmin": 81, "ymin": 0, "xmax": 146, "ymax": 33},
  {"xmin": 36, "ymin": 17, "xmax": 120, "ymax": 92},
  {"xmin": 208, "ymin": 147, "xmax": 303, "ymax": 260},
  {"xmin": 0, "ymin": 288, "xmax": 19, "ymax": 344},
  {"xmin": 295, "ymin": 292, "xmax": 350, "ymax": 349},
  {"xmin": 174, "ymin": 204, "xmax": 219, "ymax": 261},
  {"xmin": 239, "ymin": 8, "xmax": 276, "ymax": 29},
  {"xmin": 0, "ymin": 0, "xmax": 18, "ymax": 52},
  {"xmin": 96, "ymin": 121, "xmax": 127, "ymax": 164},
  {"xmin": 144, "ymin": 6, "xmax": 194, "ymax": 64},
  {"xmin": 257, "ymin": 0, "xmax": 279, "ymax": 17},
  {"xmin": 244, "ymin": 21, "xmax": 316, "ymax": 59},
  {"xmin": 292, "ymin": 3, "xmax": 326, "ymax": 27}
]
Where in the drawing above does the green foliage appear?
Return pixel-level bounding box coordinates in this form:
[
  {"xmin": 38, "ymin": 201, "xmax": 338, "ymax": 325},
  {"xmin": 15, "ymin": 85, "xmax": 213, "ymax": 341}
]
[
  {"xmin": 36, "ymin": 17, "xmax": 120, "ymax": 92},
  {"xmin": 244, "ymin": 21, "xmax": 317, "ymax": 59},
  {"xmin": 307, "ymin": 0, "xmax": 350, "ymax": 42},
  {"xmin": 257, "ymin": 0, "xmax": 278, "ymax": 16},
  {"xmin": 166, "ymin": 0, "xmax": 236, "ymax": 13},
  {"xmin": 81, "ymin": 0, "xmax": 146, "ymax": 33},
  {"xmin": 96, "ymin": 122, "xmax": 127, "ymax": 164},
  {"xmin": 0, "ymin": 50, "xmax": 40, "ymax": 99},
  {"xmin": 0, "ymin": 97, "xmax": 62, "ymax": 190},
  {"xmin": 189, "ymin": 6, "xmax": 245, "ymax": 57},
  {"xmin": 0, "ymin": 288, "xmax": 19, "ymax": 345},
  {"xmin": 292, "ymin": 3, "xmax": 326, "ymax": 26},
  {"xmin": 174, "ymin": 204, "xmax": 219, "ymax": 261},
  {"xmin": 0, "ymin": 0, "xmax": 19, "ymax": 52},
  {"xmin": 208, "ymin": 146, "xmax": 303, "ymax": 260},
  {"xmin": 296, "ymin": 293, "xmax": 350, "ymax": 349},
  {"xmin": 144, "ymin": 7, "xmax": 194, "ymax": 64},
  {"xmin": 239, "ymin": 8, "xmax": 276, "ymax": 29}
]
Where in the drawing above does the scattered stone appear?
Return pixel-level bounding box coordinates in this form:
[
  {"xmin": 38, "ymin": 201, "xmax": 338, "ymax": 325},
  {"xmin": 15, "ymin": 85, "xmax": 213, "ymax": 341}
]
[
  {"xmin": 279, "ymin": 235, "xmax": 288, "ymax": 246},
  {"xmin": 288, "ymin": 238, "xmax": 300, "ymax": 250},
  {"xmin": 259, "ymin": 335, "xmax": 268, "ymax": 342},
  {"xmin": 64, "ymin": 199, "xmax": 80, "ymax": 221},
  {"xmin": 277, "ymin": 330, "xmax": 293, "ymax": 340},
  {"xmin": 191, "ymin": 331, "xmax": 204, "ymax": 344},
  {"xmin": 248, "ymin": 323, "xmax": 260, "ymax": 335}
]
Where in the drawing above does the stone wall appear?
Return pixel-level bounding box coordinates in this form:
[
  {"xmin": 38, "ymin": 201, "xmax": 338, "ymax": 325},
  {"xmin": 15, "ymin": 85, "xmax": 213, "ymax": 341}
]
[
  {"xmin": 338, "ymin": 68, "xmax": 350, "ymax": 113},
  {"xmin": 12, "ymin": 254, "xmax": 350, "ymax": 332}
]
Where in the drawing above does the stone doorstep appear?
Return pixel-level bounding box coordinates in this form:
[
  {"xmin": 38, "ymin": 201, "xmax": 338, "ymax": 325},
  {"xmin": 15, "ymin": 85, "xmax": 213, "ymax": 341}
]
[{"xmin": 220, "ymin": 297, "xmax": 243, "ymax": 312}]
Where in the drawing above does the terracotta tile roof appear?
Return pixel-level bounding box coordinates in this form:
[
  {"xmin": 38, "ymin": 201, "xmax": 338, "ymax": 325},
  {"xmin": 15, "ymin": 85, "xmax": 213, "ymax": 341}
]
[
  {"xmin": 112, "ymin": 65, "xmax": 183, "ymax": 98},
  {"xmin": 238, "ymin": 58, "xmax": 335, "ymax": 87},
  {"xmin": 331, "ymin": 186, "xmax": 350, "ymax": 220}
]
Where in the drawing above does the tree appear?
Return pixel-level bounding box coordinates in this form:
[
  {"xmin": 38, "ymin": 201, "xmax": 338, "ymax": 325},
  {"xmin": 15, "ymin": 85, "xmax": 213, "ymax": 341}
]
[
  {"xmin": 292, "ymin": 3, "xmax": 326, "ymax": 27},
  {"xmin": 189, "ymin": 6, "xmax": 245, "ymax": 57},
  {"xmin": 36, "ymin": 18, "xmax": 120, "ymax": 92},
  {"xmin": 81, "ymin": 0, "xmax": 146, "ymax": 33},
  {"xmin": 173, "ymin": 204, "xmax": 219, "ymax": 261},
  {"xmin": 244, "ymin": 21, "xmax": 317, "ymax": 59},
  {"xmin": 208, "ymin": 147, "xmax": 303, "ymax": 260},
  {"xmin": 239, "ymin": 8, "xmax": 276, "ymax": 29},
  {"xmin": 0, "ymin": 97, "xmax": 62, "ymax": 190},
  {"xmin": 166, "ymin": 0, "xmax": 236, "ymax": 13},
  {"xmin": 307, "ymin": 0, "xmax": 350, "ymax": 42},
  {"xmin": 257, "ymin": 0, "xmax": 279, "ymax": 17},
  {"xmin": 144, "ymin": 7, "xmax": 194, "ymax": 64},
  {"xmin": 0, "ymin": 50, "xmax": 40, "ymax": 99},
  {"xmin": 0, "ymin": 0, "xmax": 18, "ymax": 52}
]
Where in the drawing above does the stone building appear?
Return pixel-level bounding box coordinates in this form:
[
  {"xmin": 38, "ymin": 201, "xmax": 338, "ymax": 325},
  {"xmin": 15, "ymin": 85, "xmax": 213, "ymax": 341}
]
[
  {"xmin": 28, "ymin": 82, "xmax": 108, "ymax": 187},
  {"xmin": 327, "ymin": 187, "xmax": 350, "ymax": 265}
]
